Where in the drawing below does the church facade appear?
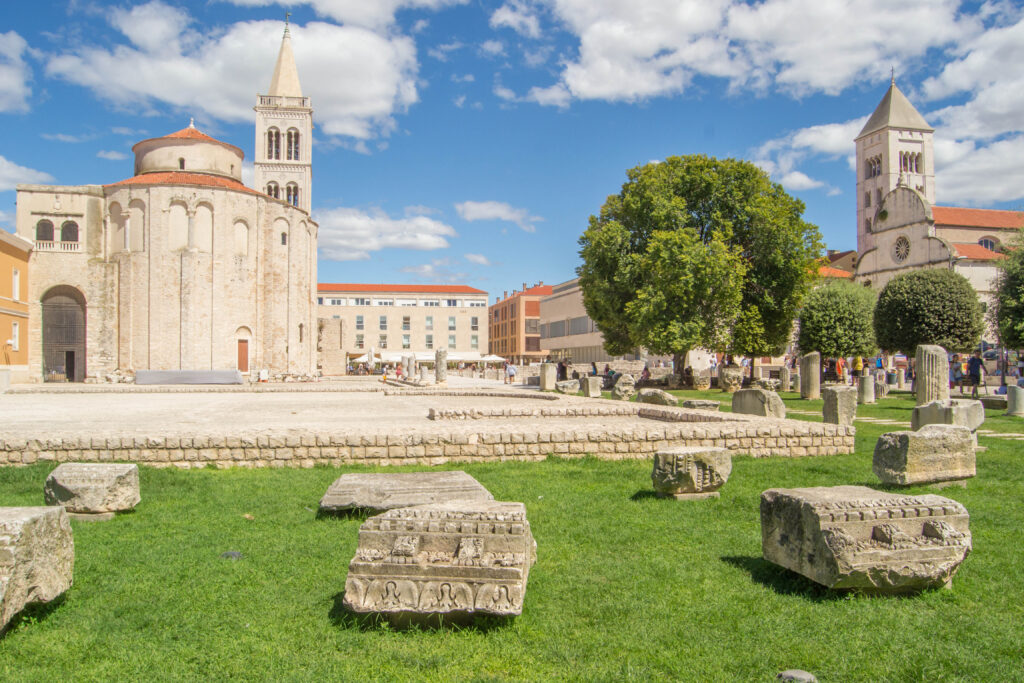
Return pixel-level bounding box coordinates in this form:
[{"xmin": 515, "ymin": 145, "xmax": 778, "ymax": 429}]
[
  {"xmin": 852, "ymin": 79, "xmax": 1023, "ymax": 302},
  {"xmin": 14, "ymin": 26, "xmax": 317, "ymax": 382}
]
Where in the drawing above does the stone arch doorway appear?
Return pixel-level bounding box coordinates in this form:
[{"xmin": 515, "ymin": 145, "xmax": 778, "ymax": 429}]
[
  {"xmin": 41, "ymin": 286, "xmax": 87, "ymax": 382},
  {"xmin": 235, "ymin": 326, "xmax": 252, "ymax": 373}
]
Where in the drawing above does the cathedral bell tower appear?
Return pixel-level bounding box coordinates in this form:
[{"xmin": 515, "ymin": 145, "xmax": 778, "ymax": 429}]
[
  {"xmin": 854, "ymin": 77, "xmax": 934, "ymax": 254},
  {"xmin": 255, "ymin": 18, "xmax": 312, "ymax": 213}
]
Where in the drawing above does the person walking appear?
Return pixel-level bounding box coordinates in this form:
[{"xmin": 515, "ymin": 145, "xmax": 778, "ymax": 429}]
[
  {"xmin": 967, "ymin": 351, "xmax": 985, "ymax": 399},
  {"xmin": 504, "ymin": 361, "xmax": 517, "ymax": 385},
  {"xmin": 852, "ymin": 355, "xmax": 863, "ymax": 379}
]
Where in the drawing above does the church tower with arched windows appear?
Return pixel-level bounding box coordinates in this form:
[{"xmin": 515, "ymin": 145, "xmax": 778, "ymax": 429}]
[
  {"xmin": 255, "ymin": 21, "xmax": 312, "ymax": 213},
  {"xmin": 854, "ymin": 77, "xmax": 934, "ymax": 254}
]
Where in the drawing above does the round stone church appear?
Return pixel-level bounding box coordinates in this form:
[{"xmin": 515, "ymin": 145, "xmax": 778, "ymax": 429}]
[{"xmin": 14, "ymin": 28, "xmax": 317, "ymax": 382}]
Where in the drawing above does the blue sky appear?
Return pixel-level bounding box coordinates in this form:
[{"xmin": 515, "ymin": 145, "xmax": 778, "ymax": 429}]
[{"xmin": 2, "ymin": 1, "xmax": 1023, "ymax": 300}]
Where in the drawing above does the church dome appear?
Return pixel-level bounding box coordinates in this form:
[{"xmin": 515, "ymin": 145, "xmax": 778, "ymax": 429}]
[{"xmin": 132, "ymin": 122, "xmax": 244, "ymax": 181}]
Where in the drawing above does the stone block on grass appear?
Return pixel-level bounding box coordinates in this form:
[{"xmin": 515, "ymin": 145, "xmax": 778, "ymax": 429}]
[
  {"xmin": 611, "ymin": 374, "xmax": 636, "ymax": 401},
  {"xmin": 1007, "ymin": 386, "xmax": 1024, "ymax": 417},
  {"xmin": 0, "ymin": 507, "xmax": 74, "ymax": 632},
  {"xmin": 539, "ymin": 364, "xmax": 556, "ymax": 391},
  {"xmin": 581, "ymin": 376, "xmax": 602, "ymax": 398},
  {"xmin": 637, "ymin": 388, "xmax": 678, "ymax": 406},
  {"xmin": 555, "ymin": 379, "xmax": 579, "ymax": 395},
  {"xmin": 857, "ymin": 375, "xmax": 875, "ymax": 405},
  {"xmin": 911, "ymin": 399, "xmax": 985, "ymax": 434},
  {"xmin": 44, "ymin": 463, "xmax": 140, "ymax": 518},
  {"xmin": 682, "ymin": 399, "xmax": 720, "ymax": 411},
  {"xmin": 732, "ymin": 388, "xmax": 786, "ymax": 419},
  {"xmin": 760, "ymin": 485, "xmax": 971, "ymax": 593},
  {"xmin": 719, "ymin": 366, "xmax": 743, "ymax": 393},
  {"xmin": 652, "ymin": 447, "xmax": 731, "ymax": 500},
  {"xmin": 319, "ymin": 471, "xmax": 494, "ymax": 514},
  {"xmin": 822, "ymin": 385, "xmax": 857, "ymax": 425},
  {"xmin": 873, "ymin": 424, "xmax": 975, "ymax": 486}
]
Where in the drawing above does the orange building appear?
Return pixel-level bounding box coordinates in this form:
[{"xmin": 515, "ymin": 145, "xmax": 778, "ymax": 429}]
[
  {"xmin": 1, "ymin": 230, "xmax": 31, "ymax": 384},
  {"xmin": 488, "ymin": 282, "xmax": 552, "ymax": 365}
]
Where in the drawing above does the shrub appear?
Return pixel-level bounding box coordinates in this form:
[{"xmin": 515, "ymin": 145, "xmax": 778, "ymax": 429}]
[
  {"xmin": 797, "ymin": 279, "xmax": 877, "ymax": 358},
  {"xmin": 874, "ymin": 269, "xmax": 983, "ymax": 355}
]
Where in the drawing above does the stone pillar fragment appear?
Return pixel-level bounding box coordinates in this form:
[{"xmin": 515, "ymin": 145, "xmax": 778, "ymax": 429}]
[
  {"xmin": 44, "ymin": 463, "xmax": 140, "ymax": 519},
  {"xmin": 822, "ymin": 385, "xmax": 857, "ymax": 425},
  {"xmin": 732, "ymin": 388, "xmax": 786, "ymax": 418},
  {"xmin": 780, "ymin": 367, "xmax": 791, "ymax": 392},
  {"xmin": 581, "ymin": 376, "xmax": 602, "ymax": 397},
  {"xmin": 434, "ymin": 349, "xmax": 447, "ymax": 384},
  {"xmin": 800, "ymin": 352, "xmax": 820, "ymax": 399},
  {"xmin": 873, "ymin": 424, "xmax": 975, "ymax": 486},
  {"xmin": 858, "ymin": 375, "xmax": 875, "ymax": 404},
  {"xmin": 897, "ymin": 371, "xmax": 907, "ymax": 390},
  {"xmin": 419, "ymin": 366, "xmax": 429, "ymax": 383},
  {"xmin": 916, "ymin": 344, "xmax": 950, "ymax": 406},
  {"xmin": 652, "ymin": 447, "xmax": 732, "ymax": 500},
  {"xmin": 0, "ymin": 507, "xmax": 75, "ymax": 632},
  {"xmin": 539, "ymin": 363, "xmax": 556, "ymax": 391},
  {"xmin": 1007, "ymin": 386, "xmax": 1024, "ymax": 417}
]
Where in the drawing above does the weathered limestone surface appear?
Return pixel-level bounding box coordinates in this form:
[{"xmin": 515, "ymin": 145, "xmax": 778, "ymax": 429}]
[
  {"xmin": 911, "ymin": 399, "xmax": 985, "ymax": 433},
  {"xmin": 719, "ymin": 366, "xmax": 743, "ymax": 393},
  {"xmin": 916, "ymin": 345, "xmax": 950, "ymax": 406},
  {"xmin": 555, "ymin": 380, "xmax": 579, "ymax": 395},
  {"xmin": 652, "ymin": 447, "xmax": 731, "ymax": 500},
  {"xmin": 760, "ymin": 485, "xmax": 971, "ymax": 592},
  {"xmin": 800, "ymin": 353, "xmax": 820, "ymax": 399},
  {"xmin": 875, "ymin": 379, "xmax": 890, "ymax": 398},
  {"xmin": 692, "ymin": 375, "xmax": 711, "ymax": 391},
  {"xmin": 779, "ymin": 367, "xmax": 791, "ymax": 393},
  {"xmin": 434, "ymin": 349, "xmax": 448, "ymax": 384},
  {"xmin": 611, "ymin": 374, "xmax": 636, "ymax": 401},
  {"xmin": 419, "ymin": 366, "xmax": 430, "ymax": 383},
  {"xmin": 539, "ymin": 364, "xmax": 556, "ymax": 391},
  {"xmin": 756, "ymin": 378, "xmax": 781, "ymax": 392},
  {"xmin": 581, "ymin": 376, "xmax": 602, "ymax": 398},
  {"xmin": 1008, "ymin": 386, "xmax": 1024, "ymax": 417},
  {"xmin": 732, "ymin": 388, "xmax": 786, "ymax": 419},
  {"xmin": 682, "ymin": 399, "xmax": 720, "ymax": 411},
  {"xmin": 822, "ymin": 385, "xmax": 857, "ymax": 425},
  {"xmin": 43, "ymin": 463, "xmax": 140, "ymax": 515},
  {"xmin": 897, "ymin": 372, "xmax": 907, "ymax": 390},
  {"xmin": 319, "ymin": 471, "xmax": 494, "ymax": 513},
  {"xmin": 637, "ymin": 388, "xmax": 678, "ymax": 406},
  {"xmin": 873, "ymin": 424, "xmax": 975, "ymax": 486},
  {"xmin": 857, "ymin": 375, "xmax": 875, "ymax": 405},
  {"xmin": 0, "ymin": 507, "xmax": 74, "ymax": 632},
  {"xmin": 343, "ymin": 500, "xmax": 536, "ymax": 620}
]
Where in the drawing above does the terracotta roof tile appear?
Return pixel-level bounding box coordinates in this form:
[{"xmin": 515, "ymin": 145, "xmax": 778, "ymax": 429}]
[
  {"xmin": 318, "ymin": 283, "xmax": 488, "ymax": 295},
  {"xmin": 951, "ymin": 243, "xmax": 1005, "ymax": 261},
  {"xmin": 104, "ymin": 172, "xmax": 263, "ymax": 196},
  {"xmin": 933, "ymin": 206, "xmax": 1024, "ymax": 230},
  {"xmin": 818, "ymin": 265, "xmax": 853, "ymax": 278},
  {"xmin": 164, "ymin": 126, "xmax": 220, "ymax": 143}
]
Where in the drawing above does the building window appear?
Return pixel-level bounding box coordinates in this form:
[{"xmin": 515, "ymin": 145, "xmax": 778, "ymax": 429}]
[
  {"xmin": 356, "ymin": 315, "xmax": 364, "ymax": 330},
  {"xmin": 864, "ymin": 192, "xmax": 871, "ymax": 208},
  {"xmin": 402, "ymin": 316, "xmax": 410, "ymax": 331},
  {"xmin": 379, "ymin": 316, "xmax": 388, "ymax": 330},
  {"xmin": 423, "ymin": 300, "xmax": 439, "ymax": 307},
  {"xmin": 446, "ymin": 299, "xmax": 459, "ymax": 307},
  {"xmin": 267, "ymin": 128, "xmax": 281, "ymax": 160},
  {"xmin": 471, "ymin": 335, "xmax": 478, "ymax": 350},
  {"xmin": 330, "ymin": 298, "xmax": 343, "ymax": 306},
  {"xmin": 471, "ymin": 316, "xmax": 479, "ymax": 331},
  {"xmin": 266, "ymin": 182, "xmax": 280, "ymax": 199},
  {"xmin": 353, "ymin": 298, "xmax": 370, "ymax": 306},
  {"xmin": 317, "ymin": 297, "xmax": 323, "ymax": 305},
  {"xmin": 865, "ymin": 218, "xmax": 871, "ymax": 233},
  {"xmin": 449, "ymin": 334, "xmax": 456, "ymax": 348},
  {"xmin": 12, "ymin": 269, "xmax": 19, "ymax": 301},
  {"xmin": 281, "ymin": 232, "xmax": 287, "ymax": 245},
  {"xmin": 286, "ymin": 183, "xmax": 299, "ymax": 207},
  {"xmin": 178, "ymin": 157, "xmax": 185, "ymax": 170},
  {"xmin": 378, "ymin": 334, "xmax": 388, "ymax": 349},
  {"xmin": 470, "ymin": 301, "xmax": 486, "ymax": 307},
  {"xmin": 11, "ymin": 321, "xmax": 19, "ymax": 351},
  {"xmin": 425, "ymin": 316, "xmax": 433, "ymax": 331},
  {"xmin": 875, "ymin": 188, "xmax": 882, "ymax": 205},
  {"xmin": 979, "ymin": 238, "xmax": 998, "ymax": 251},
  {"xmin": 526, "ymin": 319, "xmax": 539, "ymax": 334},
  {"xmin": 35, "ymin": 220, "xmax": 54, "ymax": 242},
  {"xmin": 448, "ymin": 316, "xmax": 456, "ymax": 331},
  {"xmin": 286, "ymin": 128, "xmax": 300, "ymax": 161},
  {"xmin": 61, "ymin": 221, "xmax": 79, "ymax": 243},
  {"xmin": 893, "ymin": 236, "xmax": 911, "ymax": 263},
  {"xmin": 402, "ymin": 334, "xmax": 411, "ymax": 349},
  {"xmin": 375, "ymin": 300, "xmax": 394, "ymax": 306},
  {"xmin": 426, "ymin": 334, "xmax": 433, "ymax": 349},
  {"xmin": 355, "ymin": 334, "xmax": 364, "ymax": 349}
]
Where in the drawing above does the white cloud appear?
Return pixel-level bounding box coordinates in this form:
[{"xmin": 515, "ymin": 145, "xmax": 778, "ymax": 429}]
[
  {"xmin": 111, "ymin": 126, "xmax": 146, "ymax": 136},
  {"xmin": 400, "ymin": 258, "xmax": 468, "ymax": 283},
  {"xmin": 526, "ymin": 82, "xmax": 570, "ymax": 108},
  {"xmin": 935, "ymin": 135, "xmax": 1024, "ymax": 205},
  {"xmin": 523, "ymin": 45, "xmax": 552, "ymax": 68},
  {"xmin": 451, "ymin": 73, "xmax": 474, "ymax": 83},
  {"xmin": 41, "ymin": 133, "xmax": 92, "ymax": 143},
  {"xmin": 0, "ymin": 31, "xmax": 31, "ymax": 113},
  {"xmin": 453, "ymin": 94, "xmax": 467, "ymax": 108},
  {"xmin": 241, "ymin": 159, "xmax": 254, "ymax": 187},
  {"xmin": 404, "ymin": 204, "xmax": 440, "ymax": 216},
  {"xmin": 428, "ymin": 41, "xmax": 463, "ymax": 62},
  {"xmin": 317, "ymin": 206, "xmax": 457, "ymax": 261},
  {"xmin": 97, "ymin": 150, "xmax": 128, "ymax": 161},
  {"xmin": 777, "ymin": 171, "xmax": 823, "ymax": 191},
  {"xmin": 46, "ymin": 5, "xmax": 420, "ymax": 140},
  {"xmin": 754, "ymin": 117, "xmax": 866, "ymax": 193},
  {"xmin": 493, "ymin": 83, "xmax": 517, "ymax": 101},
  {"xmin": 480, "ymin": 40, "xmax": 505, "ymax": 57},
  {"xmin": 455, "ymin": 200, "xmax": 541, "ymax": 232},
  {"xmin": 411, "ymin": 19, "xmax": 430, "ymax": 33},
  {"xmin": 222, "ymin": 0, "xmax": 468, "ymax": 31},
  {"xmin": 0, "ymin": 155, "xmax": 54, "ymax": 191},
  {"xmin": 464, "ymin": 253, "xmax": 491, "ymax": 265},
  {"xmin": 490, "ymin": 2, "xmax": 542, "ymax": 39}
]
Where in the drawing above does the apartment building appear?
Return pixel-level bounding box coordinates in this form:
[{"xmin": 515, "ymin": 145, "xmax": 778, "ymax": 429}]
[
  {"xmin": 488, "ymin": 282, "xmax": 552, "ymax": 365},
  {"xmin": 538, "ymin": 278, "xmax": 649, "ymax": 364},
  {"xmin": 1, "ymin": 230, "xmax": 31, "ymax": 384},
  {"xmin": 317, "ymin": 283, "xmax": 488, "ymax": 373}
]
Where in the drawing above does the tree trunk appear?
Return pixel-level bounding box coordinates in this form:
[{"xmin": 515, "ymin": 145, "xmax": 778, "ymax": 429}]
[{"xmin": 673, "ymin": 352, "xmax": 685, "ymax": 378}]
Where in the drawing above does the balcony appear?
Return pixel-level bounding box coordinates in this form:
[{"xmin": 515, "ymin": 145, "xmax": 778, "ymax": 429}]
[
  {"xmin": 35, "ymin": 240, "xmax": 81, "ymax": 253},
  {"xmin": 258, "ymin": 95, "xmax": 311, "ymax": 108}
]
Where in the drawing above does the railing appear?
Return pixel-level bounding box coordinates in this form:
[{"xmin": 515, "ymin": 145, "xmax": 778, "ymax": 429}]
[
  {"xmin": 258, "ymin": 95, "xmax": 310, "ymax": 108},
  {"xmin": 35, "ymin": 241, "xmax": 81, "ymax": 253}
]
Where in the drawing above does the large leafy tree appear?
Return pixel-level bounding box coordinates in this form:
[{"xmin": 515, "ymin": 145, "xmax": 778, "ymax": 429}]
[
  {"xmin": 797, "ymin": 279, "xmax": 877, "ymax": 358},
  {"xmin": 990, "ymin": 228, "xmax": 1024, "ymax": 349},
  {"xmin": 578, "ymin": 155, "xmax": 822, "ymax": 371},
  {"xmin": 874, "ymin": 269, "xmax": 983, "ymax": 355}
]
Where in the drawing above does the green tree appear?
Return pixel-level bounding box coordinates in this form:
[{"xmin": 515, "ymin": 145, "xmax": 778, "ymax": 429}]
[
  {"xmin": 874, "ymin": 269, "xmax": 983, "ymax": 355},
  {"xmin": 578, "ymin": 155, "xmax": 822, "ymax": 371},
  {"xmin": 797, "ymin": 279, "xmax": 877, "ymax": 358},
  {"xmin": 990, "ymin": 228, "xmax": 1024, "ymax": 349}
]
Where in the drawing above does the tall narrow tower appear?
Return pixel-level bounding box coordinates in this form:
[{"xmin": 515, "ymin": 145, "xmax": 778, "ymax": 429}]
[
  {"xmin": 254, "ymin": 20, "xmax": 312, "ymax": 213},
  {"xmin": 854, "ymin": 77, "xmax": 934, "ymax": 253}
]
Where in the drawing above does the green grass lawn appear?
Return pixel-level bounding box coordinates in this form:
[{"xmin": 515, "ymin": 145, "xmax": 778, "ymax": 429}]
[{"xmin": 2, "ymin": 392, "xmax": 1022, "ymax": 681}]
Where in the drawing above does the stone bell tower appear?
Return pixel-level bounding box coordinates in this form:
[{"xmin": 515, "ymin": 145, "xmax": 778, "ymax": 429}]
[{"xmin": 254, "ymin": 18, "xmax": 313, "ymax": 213}]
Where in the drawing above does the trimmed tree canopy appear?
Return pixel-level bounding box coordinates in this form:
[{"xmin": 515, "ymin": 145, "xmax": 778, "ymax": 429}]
[
  {"xmin": 798, "ymin": 279, "xmax": 877, "ymax": 358},
  {"xmin": 991, "ymin": 228, "xmax": 1024, "ymax": 349},
  {"xmin": 577, "ymin": 155, "xmax": 822, "ymax": 363},
  {"xmin": 874, "ymin": 269, "xmax": 983, "ymax": 355}
]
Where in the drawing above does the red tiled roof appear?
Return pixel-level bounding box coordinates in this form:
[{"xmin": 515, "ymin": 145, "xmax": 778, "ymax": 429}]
[
  {"xmin": 318, "ymin": 283, "xmax": 488, "ymax": 295},
  {"xmin": 818, "ymin": 265, "xmax": 853, "ymax": 278},
  {"xmin": 132, "ymin": 125, "xmax": 245, "ymax": 157},
  {"xmin": 933, "ymin": 206, "xmax": 1024, "ymax": 230},
  {"xmin": 104, "ymin": 172, "xmax": 263, "ymax": 195},
  {"xmin": 951, "ymin": 243, "xmax": 1005, "ymax": 261}
]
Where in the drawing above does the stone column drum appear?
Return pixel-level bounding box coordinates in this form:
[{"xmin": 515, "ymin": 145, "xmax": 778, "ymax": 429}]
[
  {"xmin": 581, "ymin": 376, "xmax": 602, "ymax": 398},
  {"xmin": 435, "ymin": 349, "xmax": 447, "ymax": 384},
  {"xmin": 780, "ymin": 367, "xmax": 791, "ymax": 392},
  {"xmin": 419, "ymin": 366, "xmax": 429, "ymax": 383},
  {"xmin": 857, "ymin": 375, "xmax": 875, "ymax": 405},
  {"xmin": 822, "ymin": 385, "xmax": 857, "ymax": 425},
  {"xmin": 539, "ymin": 363, "xmax": 556, "ymax": 391},
  {"xmin": 1007, "ymin": 386, "xmax": 1024, "ymax": 417},
  {"xmin": 916, "ymin": 344, "xmax": 950, "ymax": 406},
  {"xmin": 800, "ymin": 352, "xmax": 820, "ymax": 399},
  {"xmin": 0, "ymin": 507, "xmax": 75, "ymax": 632}
]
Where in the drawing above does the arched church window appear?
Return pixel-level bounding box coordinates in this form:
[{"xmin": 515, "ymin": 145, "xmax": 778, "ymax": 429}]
[
  {"xmin": 979, "ymin": 237, "xmax": 998, "ymax": 251},
  {"xmin": 286, "ymin": 183, "xmax": 299, "ymax": 207},
  {"xmin": 893, "ymin": 236, "xmax": 911, "ymax": 263},
  {"xmin": 287, "ymin": 129, "xmax": 300, "ymax": 161},
  {"xmin": 35, "ymin": 220, "xmax": 54, "ymax": 242},
  {"xmin": 179, "ymin": 158, "xmax": 185, "ymax": 170},
  {"xmin": 61, "ymin": 221, "xmax": 79, "ymax": 243},
  {"xmin": 865, "ymin": 218, "xmax": 872, "ymax": 233},
  {"xmin": 281, "ymin": 232, "xmax": 288, "ymax": 246},
  {"xmin": 267, "ymin": 128, "xmax": 281, "ymax": 160},
  {"xmin": 266, "ymin": 182, "xmax": 279, "ymax": 199}
]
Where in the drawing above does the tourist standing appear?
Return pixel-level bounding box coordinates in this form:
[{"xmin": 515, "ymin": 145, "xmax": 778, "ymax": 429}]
[{"xmin": 967, "ymin": 351, "xmax": 984, "ymax": 399}]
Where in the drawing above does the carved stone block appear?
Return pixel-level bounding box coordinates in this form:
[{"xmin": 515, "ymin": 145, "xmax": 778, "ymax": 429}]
[
  {"xmin": 539, "ymin": 363, "xmax": 556, "ymax": 391},
  {"xmin": 916, "ymin": 344, "xmax": 950, "ymax": 406},
  {"xmin": 822, "ymin": 385, "xmax": 857, "ymax": 425},
  {"xmin": 319, "ymin": 471, "xmax": 494, "ymax": 514},
  {"xmin": 652, "ymin": 447, "xmax": 731, "ymax": 500},
  {"xmin": 0, "ymin": 507, "xmax": 75, "ymax": 632},
  {"xmin": 732, "ymin": 388, "xmax": 786, "ymax": 419},
  {"xmin": 611, "ymin": 374, "xmax": 636, "ymax": 401},
  {"xmin": 581, "ymin": 376, "xmax": 602, "ymax": 398},
  {"xmin": 555, "ymin": 379, "xmax": 579, "ymax": 394},
  {"xmin": 760, "ymin": 485, "xmax": 971, "ymax": 592},
  {"xmin": 692, "ymin": 375, "xmax": 711, "ymax": 391},
  {"xmin": 637, "ymin": 388, "xmax": 678, "ymax": 406},
  {"xmin": 682, "ymin": 399, "xmax": 719, "ymax": 411},
  {"xmin": 719, "ymin": 366, "xmax": 743, "ymax": 393},
  {"xmin": 911, "ymin": 399, "xmax": 985, "ymax": 434},
  {"xmin": 44, "ymin": 463, "xmax": 140, "ymax": 517},
  {"xmin": 873, "ymin": 424, "xmax": 975, "ymax": 486},
  {"xmin": 343, "ymin": 501, "xmax": 536, "ymax": 621}
]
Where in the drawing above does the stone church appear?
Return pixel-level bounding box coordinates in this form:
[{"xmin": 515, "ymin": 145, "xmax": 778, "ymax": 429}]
[
  {"xmin": 14, "ymin": 24, "xmax": 317, "ymax": 382},
  {"xmin": 852, "ymin": 78, "xmax": 1024, "ymax": 301}
]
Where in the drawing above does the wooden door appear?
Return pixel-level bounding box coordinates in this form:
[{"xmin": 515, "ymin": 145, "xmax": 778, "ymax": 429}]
[{"xmin": 237, "ymin": 339, "xmax": 249, "ymax": 372}]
